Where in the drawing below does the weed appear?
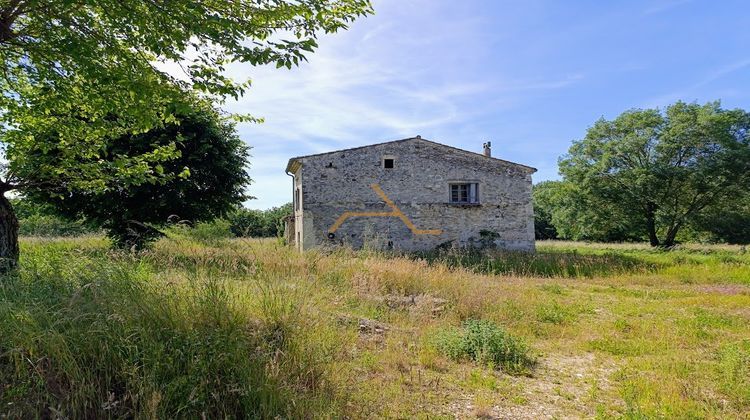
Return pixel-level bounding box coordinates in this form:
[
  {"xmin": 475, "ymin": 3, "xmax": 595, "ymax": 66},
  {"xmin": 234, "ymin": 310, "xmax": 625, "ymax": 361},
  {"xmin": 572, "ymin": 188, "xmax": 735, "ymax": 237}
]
[
  {"xmin": 535, "ymin": 301, "xmax": 576, "ymax": 324},
  {"xmin": 432, "ymin": 319, "xmax": 536, "ymax": 375},
  {"xmin": 465, "ymin": 369, "xmax": 499, "ymax": 391},
  {"xmin": 717, "ymin": 340, "xmax": 750, "ymax": 408},
  {"xmin": 539, "ymin": 283, "xmax": 567, "ymax": 295}
]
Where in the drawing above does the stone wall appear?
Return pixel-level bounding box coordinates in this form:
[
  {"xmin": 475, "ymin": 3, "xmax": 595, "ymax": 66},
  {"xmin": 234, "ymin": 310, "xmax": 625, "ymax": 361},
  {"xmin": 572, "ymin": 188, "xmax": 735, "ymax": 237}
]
[{"xmin": 292, "ymin": 138, "xmax": 535, "ymax": 252}]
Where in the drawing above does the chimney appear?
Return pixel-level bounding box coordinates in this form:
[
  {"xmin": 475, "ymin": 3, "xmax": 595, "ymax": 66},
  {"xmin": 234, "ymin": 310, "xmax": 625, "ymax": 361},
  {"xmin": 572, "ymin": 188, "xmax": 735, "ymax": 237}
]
[{"xmin": 483, "ymin": 141, "xmax": 491, "ymax": 157}]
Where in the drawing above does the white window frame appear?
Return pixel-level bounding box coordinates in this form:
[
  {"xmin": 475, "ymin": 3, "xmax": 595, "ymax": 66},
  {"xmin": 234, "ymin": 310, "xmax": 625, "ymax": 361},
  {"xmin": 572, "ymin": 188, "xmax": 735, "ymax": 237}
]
[{"xmin": 449, "ymin": 182, "xmax": 479, "ymax": 204}]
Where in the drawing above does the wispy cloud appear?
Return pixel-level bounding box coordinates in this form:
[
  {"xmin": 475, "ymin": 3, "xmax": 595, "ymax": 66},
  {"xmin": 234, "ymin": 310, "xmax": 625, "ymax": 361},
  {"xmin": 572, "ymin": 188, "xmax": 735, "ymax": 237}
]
[
  {"xmin": 703, "ymin": 59, "xmax": 750, "ymax": 84},
  {"xmin": 152, "ymin": 0, "xmax": 750, "ymax": 204},
  {"xmin": 225, "ymin": 0, "xmax": 583, "ymax": 208},
  {"xmin": 644, "ymin": 58, "xmax": 750, "ymax": 107},
  {"xmin": 644, "ymin": 0, "xmax": 693, "ymax": 15}
]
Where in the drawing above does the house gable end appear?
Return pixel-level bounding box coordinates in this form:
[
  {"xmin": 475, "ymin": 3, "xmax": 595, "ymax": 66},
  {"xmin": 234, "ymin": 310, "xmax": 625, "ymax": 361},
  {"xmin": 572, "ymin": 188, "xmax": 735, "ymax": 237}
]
[{"xmin": 284, "ymin": 137, "xmax": 536, "ymax": 174}]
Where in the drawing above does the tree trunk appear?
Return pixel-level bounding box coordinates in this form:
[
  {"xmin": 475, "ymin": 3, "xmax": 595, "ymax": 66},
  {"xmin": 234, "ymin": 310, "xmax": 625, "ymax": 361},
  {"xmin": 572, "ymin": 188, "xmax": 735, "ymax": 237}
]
[
  {"xmin": 0, "ymin": 194, "xmax": 19, "ymax": 274},
  {"xmin": 645, "ymin": 203, "xmax": 659, "ymax": 247},
  {"xmin": 662, "ymin": 222, "xmax": 682, "ymax": 248}
]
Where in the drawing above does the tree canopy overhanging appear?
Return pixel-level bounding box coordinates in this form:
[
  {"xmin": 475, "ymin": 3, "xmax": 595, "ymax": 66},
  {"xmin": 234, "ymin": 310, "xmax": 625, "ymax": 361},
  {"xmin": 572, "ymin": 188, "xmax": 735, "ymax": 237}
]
[
  {"xmin": 0, "ymin": 0, "xmax": 372, "ymax": 195},
  {"xmin": 0, "ymin": 0, "xmax": 373, "ymax": 270},
  {"xmin": 0, "ymin": 0, "xmax": 373, "ymax": 137}
]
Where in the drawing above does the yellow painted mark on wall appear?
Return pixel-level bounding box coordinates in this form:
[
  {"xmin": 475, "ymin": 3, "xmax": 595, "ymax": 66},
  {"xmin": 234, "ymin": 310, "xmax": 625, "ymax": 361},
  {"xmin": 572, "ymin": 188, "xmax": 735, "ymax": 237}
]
[{"xmin": 329, "ymin": 184, "xmax": 443, "ymax": 235}]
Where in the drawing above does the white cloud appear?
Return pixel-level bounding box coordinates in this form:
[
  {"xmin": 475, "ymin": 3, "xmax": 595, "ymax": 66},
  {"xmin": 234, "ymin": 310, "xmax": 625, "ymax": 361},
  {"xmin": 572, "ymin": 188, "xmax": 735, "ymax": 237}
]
[{"xmin": 217, "ymin": 0, "xmax": 583, "ymax": 208}]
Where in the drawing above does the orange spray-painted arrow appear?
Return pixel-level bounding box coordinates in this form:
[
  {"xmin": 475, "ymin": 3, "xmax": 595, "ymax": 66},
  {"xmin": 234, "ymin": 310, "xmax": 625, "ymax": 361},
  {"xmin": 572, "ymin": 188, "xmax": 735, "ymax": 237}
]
[{"xmin": 328, "ymin": 184, "xmax": 442, "ymax": 235}]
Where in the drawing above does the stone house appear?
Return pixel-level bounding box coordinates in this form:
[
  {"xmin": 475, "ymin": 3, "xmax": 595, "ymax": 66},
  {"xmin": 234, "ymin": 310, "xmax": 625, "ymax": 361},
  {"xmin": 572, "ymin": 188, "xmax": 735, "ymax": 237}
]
[{"xmin": 284, "ymin": 136, "xmax": 536, "ymax": 252}]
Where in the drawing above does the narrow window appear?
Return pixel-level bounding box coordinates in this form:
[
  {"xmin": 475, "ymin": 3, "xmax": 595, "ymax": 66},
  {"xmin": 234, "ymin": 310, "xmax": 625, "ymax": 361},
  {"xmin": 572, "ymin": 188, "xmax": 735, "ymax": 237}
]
[
  {"xmin": 383, "ymin": 158, "xmax": 394, "ymax": 169},
  {"xmin": 295, "ymin": 188, "xmax": 301, "ymax": 211},
  {"xmin": 449, "ymin": 183, "xmax": 479, "ymax": 204}
]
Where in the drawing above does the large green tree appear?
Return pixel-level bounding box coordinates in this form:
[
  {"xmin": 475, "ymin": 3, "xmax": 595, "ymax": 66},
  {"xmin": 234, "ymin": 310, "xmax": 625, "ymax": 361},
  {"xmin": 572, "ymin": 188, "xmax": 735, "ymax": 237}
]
[
  {"xmin": 560, "ymin": 101, "xmax": 750, "ymax": 247},
  {"xmin": 0, "ymin": 0, "xmax": 372, "ymax": 269},
  {"xmin": 533, "ymin": 180, "xmax": 642, "ymax": 242},
  {"xmin": 18, "ymin": 104, "xmax": 251, "ymax": 249}
]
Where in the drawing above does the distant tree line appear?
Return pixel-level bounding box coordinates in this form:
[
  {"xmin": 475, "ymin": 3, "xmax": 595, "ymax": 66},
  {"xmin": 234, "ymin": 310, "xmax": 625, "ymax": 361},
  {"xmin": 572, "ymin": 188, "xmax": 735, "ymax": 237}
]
[
  {"xmin": 14, "ymin": 198, "xmax": 292, "ymax": 240},
  {"xmin": 11, "ymin": 199, "xmax": 96, "ymax": 237},
  {"xmin": 226, "ymin": 204, "xmax": 293, "ymax": 238},
  {"xmin": 535, "ymin": 101, "xmax": 750, "ymax": 246}
]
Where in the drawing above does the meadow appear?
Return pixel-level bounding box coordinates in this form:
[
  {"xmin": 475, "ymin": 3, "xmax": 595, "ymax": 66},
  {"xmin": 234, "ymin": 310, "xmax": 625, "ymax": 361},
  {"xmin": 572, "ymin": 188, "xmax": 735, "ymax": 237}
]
[{"xmin": 1, "ymin": 236, "xmax": 749, "ymax": 418}]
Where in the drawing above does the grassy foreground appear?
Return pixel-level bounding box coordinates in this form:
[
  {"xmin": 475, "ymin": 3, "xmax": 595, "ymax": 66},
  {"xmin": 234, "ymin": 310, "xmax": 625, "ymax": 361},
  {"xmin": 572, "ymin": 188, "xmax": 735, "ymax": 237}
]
[{"xmin": 1, "ymin": 237, "xmax": 749, "ymax": 418}]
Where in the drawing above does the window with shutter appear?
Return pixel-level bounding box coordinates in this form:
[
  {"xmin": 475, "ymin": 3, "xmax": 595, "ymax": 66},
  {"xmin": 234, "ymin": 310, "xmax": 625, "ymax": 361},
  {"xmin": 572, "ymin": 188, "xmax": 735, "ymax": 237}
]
[{"xmin": 449, "ymin": 183, "xmax": 479, "ymax": 204}]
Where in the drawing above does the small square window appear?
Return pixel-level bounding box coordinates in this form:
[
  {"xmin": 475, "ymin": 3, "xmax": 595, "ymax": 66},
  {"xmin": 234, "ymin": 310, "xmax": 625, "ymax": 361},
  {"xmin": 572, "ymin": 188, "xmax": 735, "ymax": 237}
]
[
  {"xmin": 449, "ymin": 183, "xmax": 479, "ymax": 204},
  {"xmin": 383, "ymin": 158, "xmax": 394, "ymax": 169}
]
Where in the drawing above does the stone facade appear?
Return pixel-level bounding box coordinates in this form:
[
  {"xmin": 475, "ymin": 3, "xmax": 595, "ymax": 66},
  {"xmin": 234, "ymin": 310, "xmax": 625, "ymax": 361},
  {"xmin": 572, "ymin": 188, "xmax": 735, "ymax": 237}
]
[{"xmin": 285, "ymin": 137, "xmax": 536, "ymax": 252}]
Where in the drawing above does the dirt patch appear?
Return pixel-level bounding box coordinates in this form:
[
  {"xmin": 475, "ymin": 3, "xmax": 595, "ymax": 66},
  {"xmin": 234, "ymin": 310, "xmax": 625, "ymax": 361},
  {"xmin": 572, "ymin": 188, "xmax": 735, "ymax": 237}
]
[
  {"xmin": 365, "ymin": 293, "xmax": 448, "ymax": 317},
  {"xmin": 694, "ymin": 285, "xmax": 750, "ymax": 295},
  {"xmin": 446, "ymin": 353, "xmax": 622, "ymax": 419},
  {"xmin": 335, "ymin": 313, "xmax": 390, "ymax": 335},
  {"xmin": 357, "ymin": 317, "xmax": 390, "ymax": 335}
]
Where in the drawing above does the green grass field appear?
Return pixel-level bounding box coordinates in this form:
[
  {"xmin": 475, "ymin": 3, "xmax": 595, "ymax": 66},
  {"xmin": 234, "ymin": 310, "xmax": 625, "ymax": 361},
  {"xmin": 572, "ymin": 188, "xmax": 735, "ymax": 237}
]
[{"xmin": 1, "ymin": 237, "xmax": 749, "ymax": 418}]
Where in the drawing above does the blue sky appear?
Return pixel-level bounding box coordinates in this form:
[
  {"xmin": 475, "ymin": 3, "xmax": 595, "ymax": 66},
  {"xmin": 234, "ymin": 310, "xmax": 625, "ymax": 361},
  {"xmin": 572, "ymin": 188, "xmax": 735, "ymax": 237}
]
[{"xmin": 226, "ymin": 0, "xmax": 750, "ymax": 209}]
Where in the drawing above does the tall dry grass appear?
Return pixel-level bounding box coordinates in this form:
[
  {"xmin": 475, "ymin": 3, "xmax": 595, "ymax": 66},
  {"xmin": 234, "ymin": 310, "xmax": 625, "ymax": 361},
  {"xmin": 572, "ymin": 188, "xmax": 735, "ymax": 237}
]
[
  {"xmin": 1, "ymin": 236, "xmax": 748, "ymax": 418},
  {"xmin": 0, "ymin": 237, "xmax": 352, "ymax": 418}
]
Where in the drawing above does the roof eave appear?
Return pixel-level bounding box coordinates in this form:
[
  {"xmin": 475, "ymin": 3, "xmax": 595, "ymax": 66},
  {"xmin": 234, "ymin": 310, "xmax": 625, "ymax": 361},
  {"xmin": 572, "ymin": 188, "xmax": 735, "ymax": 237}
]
[{"xmin": 285, "ymin": 158, "xmax": 302, "ymax": 174}]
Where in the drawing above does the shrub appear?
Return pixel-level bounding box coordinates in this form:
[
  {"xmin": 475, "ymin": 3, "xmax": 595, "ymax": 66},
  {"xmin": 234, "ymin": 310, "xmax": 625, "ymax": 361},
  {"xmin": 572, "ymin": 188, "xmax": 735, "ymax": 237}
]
[
  {"xmin": 433, "ymin": 319, "xmax": 535, "ymax": 375},
  {"xmin": 12, "ymin": 198, "xmax": 95, "ymax": 237},
  {"xmin": 227, "ymin": 203, "xmax": 292, "ymax": 238},
  {"xmin": 189, "ymin": 219, "xmax": 233, "ymax": 244},
  {"xmin": 165, "ymin": 219, "xmax": 233, "ymax": 246},
  {"xmin": 18, "ymin": 213, "xmax": 94, "ymax": 237}
]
